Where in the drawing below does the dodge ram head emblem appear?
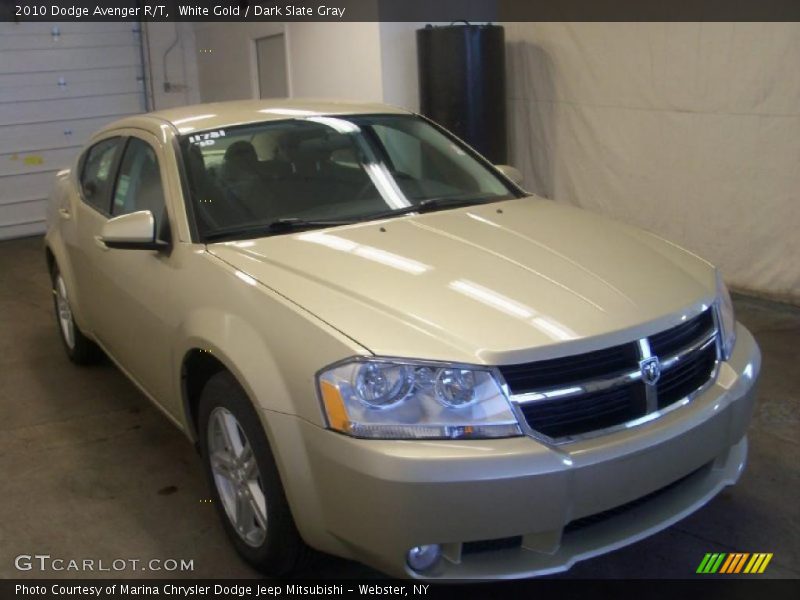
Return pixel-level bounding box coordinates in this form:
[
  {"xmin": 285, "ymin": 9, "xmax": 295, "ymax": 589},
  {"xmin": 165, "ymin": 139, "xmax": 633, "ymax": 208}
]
[{"xmin": 640, "ymin": 356, "xmax": 662, "ymax": 385}]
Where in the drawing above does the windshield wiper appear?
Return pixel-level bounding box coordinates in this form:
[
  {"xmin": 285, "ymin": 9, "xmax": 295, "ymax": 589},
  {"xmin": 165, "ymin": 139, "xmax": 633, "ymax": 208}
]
[
  {"xmin": 204, "ymin": 218, "xmax": 354, "ymax": 242},
  {"xmin": 363, "ymin": 196, "xmax": 498, "ymax": 221},
  {"xmin": 204, "ymin": 197, "xmax": 501, "ymax": 241}
]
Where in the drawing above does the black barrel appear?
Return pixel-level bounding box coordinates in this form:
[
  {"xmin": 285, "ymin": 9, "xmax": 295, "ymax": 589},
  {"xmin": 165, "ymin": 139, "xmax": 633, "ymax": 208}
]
[{"xmin": 417, "ymin": 23, "xmax": 507, "ymax": 164}]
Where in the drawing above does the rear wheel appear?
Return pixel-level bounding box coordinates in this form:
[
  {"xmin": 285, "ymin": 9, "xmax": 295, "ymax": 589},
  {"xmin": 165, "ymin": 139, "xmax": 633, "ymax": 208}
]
[
  {"xmin": 198, "ymin": 371, "xmax": 311, "ymax": 576},
  {"xmin": 51, "ymin": 267, "xmax": 101, "ymax": 365}
]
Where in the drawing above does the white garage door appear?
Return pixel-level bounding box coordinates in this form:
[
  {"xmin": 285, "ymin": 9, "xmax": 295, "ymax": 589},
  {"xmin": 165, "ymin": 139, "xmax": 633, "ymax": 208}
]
[{"xmin": 0, "ymin": 22, "xmax": 147, "ymax": 240}]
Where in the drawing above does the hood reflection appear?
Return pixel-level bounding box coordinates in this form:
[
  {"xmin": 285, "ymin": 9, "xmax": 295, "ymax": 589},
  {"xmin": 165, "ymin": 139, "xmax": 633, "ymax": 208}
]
[
  {"xmin": 449, "ymin": 279, "xmax": 577, "ymax": 341},
  {"xmin": 298, "ymin": 231, "xmax": 430, "ymax": 275}
]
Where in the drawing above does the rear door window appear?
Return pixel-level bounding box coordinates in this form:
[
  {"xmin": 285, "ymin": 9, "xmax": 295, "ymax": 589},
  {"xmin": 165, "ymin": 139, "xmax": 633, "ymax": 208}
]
[{"xmin": 80, "ymin": 137, "xmax": 122, "ymax": 213}]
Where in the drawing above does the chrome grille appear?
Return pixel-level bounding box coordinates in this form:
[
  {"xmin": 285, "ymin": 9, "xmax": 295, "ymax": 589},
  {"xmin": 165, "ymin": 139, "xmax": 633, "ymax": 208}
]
[
  {"xmin": 498, "ymin": 342, "xmax": 639, "ymax": 392},
  {"xmin": 657, "ymin": 343, "xmax": 717, "ymax": 408},
  {"xmin": 650, "ymin": 310, "xmax": 715, "ymax": 356},
  {"xmin": 499, "ymin": 308, "xmax": 719, "ymax": 443},
  {"xmin": 517, "ymin": 384, "xmax": 646, "ymax": 439}
]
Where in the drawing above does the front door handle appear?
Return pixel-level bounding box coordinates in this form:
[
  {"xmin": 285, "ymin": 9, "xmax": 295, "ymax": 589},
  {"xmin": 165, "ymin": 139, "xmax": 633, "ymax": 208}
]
[
  {"xmin": 58, "ymin": 208, "xmax": 71, "ymax": 219},
  {"xmin": 93, "ymin": 235, "xmax": 109, "ymax": 251}
]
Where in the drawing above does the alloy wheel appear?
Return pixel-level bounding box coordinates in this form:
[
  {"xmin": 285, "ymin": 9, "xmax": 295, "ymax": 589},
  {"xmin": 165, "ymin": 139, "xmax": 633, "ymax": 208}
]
[
  {"xmin": 207, "ymin": 406, "xmax": 268, "ymax": 547},
  {"xmin": 54, "ymin": 274, "xmax": 75, "ymax": 350}
]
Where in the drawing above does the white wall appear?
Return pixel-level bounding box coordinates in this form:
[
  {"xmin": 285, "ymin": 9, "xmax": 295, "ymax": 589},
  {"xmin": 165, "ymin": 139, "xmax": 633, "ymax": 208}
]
[
  {"xmin": 190, "ymin": 22, "xmax": 386, "ymax": 103},
  {"xmin": 143, "ymin": 22, "xmax": 200, "ymax": 109},
  {"xmin": 188, "ymin": 22, "xmax": 431, "ymax": 109},
  {"xmin": 378, "ymin": 22, "xmax": 497, "ymax": 111},
  {"xmin": 193, "ymin": 22, "xmax": 283, "ymax": 102},
  {"xmin": 287, "ymin": 22, "xmax": 384, "ymax": 101},
  {"xmin": 378, "ymin": 22, "xmax": 425, "ymax": 111},
  {"xmin": 504, "ymin": 22, "xmax": 800, "ymax": 303}
]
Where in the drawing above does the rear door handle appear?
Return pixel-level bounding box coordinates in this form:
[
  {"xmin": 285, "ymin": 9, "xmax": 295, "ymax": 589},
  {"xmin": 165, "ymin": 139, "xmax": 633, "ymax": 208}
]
[{"xmin": 58, "ymin": 208, "xmax": 71, "ymax": 219}]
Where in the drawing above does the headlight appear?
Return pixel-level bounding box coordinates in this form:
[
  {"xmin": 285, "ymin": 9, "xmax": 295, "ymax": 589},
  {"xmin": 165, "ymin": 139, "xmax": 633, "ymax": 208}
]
[
  {"xmin": 715, "ymin": 270, "xmax": 737, "ymax": 360},
  {"xmin": 317, "ymin": 359, "xmax": 522, "ymax": 439}
]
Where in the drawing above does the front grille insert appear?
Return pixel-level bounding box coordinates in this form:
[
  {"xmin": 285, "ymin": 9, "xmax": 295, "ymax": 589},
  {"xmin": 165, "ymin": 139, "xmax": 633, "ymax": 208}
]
[
  {"xmin": 499, "ymin": 342, "xmax": 639, "ymax": 392},
  {"xmin": 518, "ymin": 384, "xmax": 646, "ymax": 439},
  {"xmin": 658, "ymin": 344, "xmax": 717, "ymax": 408},
  {"xmin": 650, "ymin": 310, "xmax": 715, "ymax": 356},
  {"xmin": 500, "ymin": 308, "xmax": 718, "ymax": 442}
]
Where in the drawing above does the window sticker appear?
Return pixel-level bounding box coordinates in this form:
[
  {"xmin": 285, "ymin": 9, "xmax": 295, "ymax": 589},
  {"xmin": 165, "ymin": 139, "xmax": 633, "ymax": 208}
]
[
  {"xmin": 114, "ymin": 174, "xmax": 130, "ymax": 207},
  {"xmin": 97, "ymin": 151, "xmax": 115, "ymax": 180},
  {"xmin": 189, "ymin": 130, "xmax": 226, "ymax": 148}
]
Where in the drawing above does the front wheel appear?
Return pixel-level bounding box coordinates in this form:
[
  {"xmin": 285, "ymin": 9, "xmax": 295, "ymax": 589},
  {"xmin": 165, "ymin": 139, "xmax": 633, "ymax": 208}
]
[{"xmin": 198, "ymin": 371, "xmax": 310, "ymax": 576}]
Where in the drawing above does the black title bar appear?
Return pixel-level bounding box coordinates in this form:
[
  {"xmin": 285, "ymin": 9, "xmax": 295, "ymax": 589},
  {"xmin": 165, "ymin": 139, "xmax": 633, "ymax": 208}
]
[
  {"xmin": 3, "ymin": 0, "xmax": 800, "ymax": 22},
  {"xmin": 3, "ymin": 580, "xmax": 800, "ymax": 600}
]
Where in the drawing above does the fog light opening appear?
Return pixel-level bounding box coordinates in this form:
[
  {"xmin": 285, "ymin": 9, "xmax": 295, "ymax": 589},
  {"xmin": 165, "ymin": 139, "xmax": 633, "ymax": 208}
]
[{"xmin": 406, "ymin": 544, "xmax": 442, "ymax": 573}]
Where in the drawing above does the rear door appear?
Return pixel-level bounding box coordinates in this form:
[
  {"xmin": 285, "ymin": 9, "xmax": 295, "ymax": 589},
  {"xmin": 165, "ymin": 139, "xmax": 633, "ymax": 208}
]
[
  {"xmin": 67, "ymin": 135, "xmax": 125, "ymax": 336},
  {"xmin": 87, "ymin": 130, "xmax": 179, "ymax": 413}
]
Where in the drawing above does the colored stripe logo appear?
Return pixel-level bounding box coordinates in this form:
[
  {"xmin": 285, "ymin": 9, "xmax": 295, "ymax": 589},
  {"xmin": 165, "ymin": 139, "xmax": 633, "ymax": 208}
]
[{"xmin": 697, "ymin": 553, "xmax": 773, "ymax": 574}]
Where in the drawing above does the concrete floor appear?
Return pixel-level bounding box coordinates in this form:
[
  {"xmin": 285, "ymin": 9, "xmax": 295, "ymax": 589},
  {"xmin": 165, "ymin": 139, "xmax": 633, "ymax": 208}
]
[{"xmin": 1, "ymin": 235, "xmax": 798, "ymax": 579}]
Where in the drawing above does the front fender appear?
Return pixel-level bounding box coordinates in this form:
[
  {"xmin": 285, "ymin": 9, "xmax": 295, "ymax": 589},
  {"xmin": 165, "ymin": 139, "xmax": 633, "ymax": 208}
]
[
  {"xmin": 172, "ymin": 275, "xmax": 370, "ymax": 443},
  {"xmin": 175, "ymin": 308, "xmax": 296, "ymax": 434}
]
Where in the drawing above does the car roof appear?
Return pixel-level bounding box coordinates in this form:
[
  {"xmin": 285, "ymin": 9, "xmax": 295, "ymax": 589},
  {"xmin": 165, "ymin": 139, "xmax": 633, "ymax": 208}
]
[{"xmin": 97, "ymin": 99, "xmax": 412, "ymax": 138}]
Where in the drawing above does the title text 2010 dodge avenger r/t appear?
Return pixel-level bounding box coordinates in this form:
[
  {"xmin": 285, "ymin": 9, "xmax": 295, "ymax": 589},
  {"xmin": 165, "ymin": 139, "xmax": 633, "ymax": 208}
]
[{"xmin": 44, "ymin": 100, "xmax": 760, "ymax": 579}]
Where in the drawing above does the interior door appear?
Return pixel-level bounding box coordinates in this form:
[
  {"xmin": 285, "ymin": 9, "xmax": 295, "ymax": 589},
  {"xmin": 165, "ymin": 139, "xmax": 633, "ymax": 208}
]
[{"xmin": 256, "ymin": 33, "xmax": 288, "ymax": 98}]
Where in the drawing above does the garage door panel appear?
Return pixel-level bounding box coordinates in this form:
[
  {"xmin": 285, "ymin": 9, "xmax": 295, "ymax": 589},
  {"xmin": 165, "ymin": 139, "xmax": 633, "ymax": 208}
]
[
  {"xmin": 2, "ymin": 172, "xmax": 62, "ymax": 201},
  {"xmin": 0, "ymin": 197, "xmax": 48, "ymax": 217},
  {"xmin": 0, "ymin": 197, "xmax": 49, "ymax": 237},
  {"xmin": 0, "ymin": 220, "xmax": 46, "ymax": 239},
  {"xmin": 0, "ymin": 66, "xmax": 142, "ymax": 89},
  {"xmin": 0, "ymin": 117, "xmax": 122, "ymax": 155},
  {"xmin": 0, "ymin": 22, "xmax": 137, "ymax": 36},
  {"xmin": 0, "ymin": 78, "xmax": 145, "ymax": 103},
  {"xmin": 0, "ymin": 46, "xmax": 141, "ymax": 74},
  {"xmin": 0, "ymin": 32, "xmax": 140, "ymax": 51},
  {"xmin": 1, "ymin": 147, "xmax": 82, "ymax": 178},
  {"xmin": 0, "ymin": 93, "xmax": 144, "ymax": 126},
  {"xmin": 0, "ymin": 23, "xmax": 144, "ymax": 239}
]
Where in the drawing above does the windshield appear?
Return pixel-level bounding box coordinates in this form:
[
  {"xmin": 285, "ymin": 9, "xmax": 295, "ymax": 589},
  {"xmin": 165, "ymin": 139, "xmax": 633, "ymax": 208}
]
[{"xmin": 178, "ymin": 114, "xmax": 519, "ymax": 241}]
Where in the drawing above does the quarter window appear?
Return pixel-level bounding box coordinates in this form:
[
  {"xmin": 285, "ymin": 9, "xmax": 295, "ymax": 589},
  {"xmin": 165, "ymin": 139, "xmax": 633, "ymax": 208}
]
[
  {"xmin": 112, "ymin": 138, "xmax": 168, "ymax": 238},
  {"xmin": 80, "ymin": 137, "xmax": 122, "ymax": 212}
]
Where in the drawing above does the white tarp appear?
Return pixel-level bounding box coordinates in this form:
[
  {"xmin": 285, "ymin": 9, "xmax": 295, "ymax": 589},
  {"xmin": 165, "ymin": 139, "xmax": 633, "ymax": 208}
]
[{"xmin": 504, "ymin": 22, "xmax": 800, "ymax": 303}]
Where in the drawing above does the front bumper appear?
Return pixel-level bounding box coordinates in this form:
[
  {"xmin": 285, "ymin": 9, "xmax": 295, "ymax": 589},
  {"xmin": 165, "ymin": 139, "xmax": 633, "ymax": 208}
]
[{"xmin": 265, "ymin": 323, "xmax": 760, "ymax": 579}]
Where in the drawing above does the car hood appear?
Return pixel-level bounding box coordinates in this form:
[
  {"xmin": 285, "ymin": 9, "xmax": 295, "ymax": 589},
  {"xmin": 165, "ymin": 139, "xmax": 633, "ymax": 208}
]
[{"xmin": 208, "ymin": 197, "xmax": 717, "ymax": 365}]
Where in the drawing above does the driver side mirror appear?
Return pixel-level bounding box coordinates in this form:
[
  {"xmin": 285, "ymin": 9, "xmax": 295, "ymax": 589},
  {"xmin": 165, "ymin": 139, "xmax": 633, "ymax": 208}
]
[
  {"xmin": 100, "ymin": 210, "xmax": 167, "ymax": 251},
  {"xmin": 494, "ymin": 164, "xmax": 524, "ymax": 186}
]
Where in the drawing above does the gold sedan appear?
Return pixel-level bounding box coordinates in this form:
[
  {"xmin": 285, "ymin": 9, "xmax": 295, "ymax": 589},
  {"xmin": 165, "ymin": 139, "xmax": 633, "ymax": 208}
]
[{"xmin": 45, "ymin": 100, "xmax": 760, "ymax": 579}]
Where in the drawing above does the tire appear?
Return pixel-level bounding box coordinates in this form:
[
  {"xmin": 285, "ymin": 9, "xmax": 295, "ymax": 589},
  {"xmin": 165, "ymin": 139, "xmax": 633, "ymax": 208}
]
[
  {"xmin": 51, "ymin": 266, "xmax": 102, "ymax": 365},
  {"xmin": 198, "ymin": 371, "xmax": 311, "ymax": 576}
]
